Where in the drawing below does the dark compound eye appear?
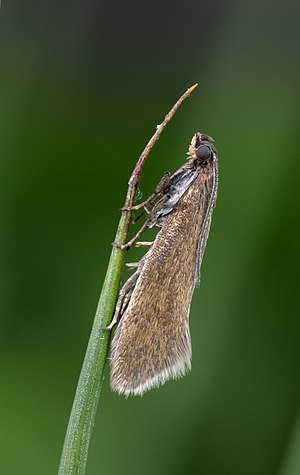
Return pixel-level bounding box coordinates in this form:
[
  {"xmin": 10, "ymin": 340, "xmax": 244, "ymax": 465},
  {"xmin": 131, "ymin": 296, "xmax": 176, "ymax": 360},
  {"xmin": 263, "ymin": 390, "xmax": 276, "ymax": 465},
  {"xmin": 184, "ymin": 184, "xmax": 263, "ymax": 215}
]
[{"xmin": 196, "ymin": 145, "xmax": 211, "ymax": 161}]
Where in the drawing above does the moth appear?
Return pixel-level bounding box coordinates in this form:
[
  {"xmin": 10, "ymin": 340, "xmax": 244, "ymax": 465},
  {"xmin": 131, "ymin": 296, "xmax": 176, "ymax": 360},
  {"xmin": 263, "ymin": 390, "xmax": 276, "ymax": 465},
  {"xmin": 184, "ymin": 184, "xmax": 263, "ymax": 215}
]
[{"xmin": 107, "ymin": 132, "xmax": 218, "ymax": 396}]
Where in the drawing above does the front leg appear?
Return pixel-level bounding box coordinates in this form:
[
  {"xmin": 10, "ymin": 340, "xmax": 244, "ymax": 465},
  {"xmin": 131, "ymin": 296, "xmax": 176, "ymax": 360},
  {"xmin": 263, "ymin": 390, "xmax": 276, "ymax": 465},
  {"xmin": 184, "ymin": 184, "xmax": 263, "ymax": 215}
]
[
  {"xmin": 114, "ymin": 172, "xmax": 171, "ymax": 251},
  {"xmin": 121, "ymin": 171, "xmax": 171, "ymax": 213},
  {"xmin": 112, "ymin": 219, "xmax": 150, "ymax": 251}
]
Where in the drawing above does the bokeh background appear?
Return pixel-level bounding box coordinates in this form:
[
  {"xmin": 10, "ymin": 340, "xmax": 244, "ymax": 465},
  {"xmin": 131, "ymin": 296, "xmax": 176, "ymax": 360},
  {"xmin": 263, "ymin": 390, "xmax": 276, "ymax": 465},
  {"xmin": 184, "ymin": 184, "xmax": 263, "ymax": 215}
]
[{"xmin": 1, "ymin": 1, "xmax": 299, "ymax": 474}]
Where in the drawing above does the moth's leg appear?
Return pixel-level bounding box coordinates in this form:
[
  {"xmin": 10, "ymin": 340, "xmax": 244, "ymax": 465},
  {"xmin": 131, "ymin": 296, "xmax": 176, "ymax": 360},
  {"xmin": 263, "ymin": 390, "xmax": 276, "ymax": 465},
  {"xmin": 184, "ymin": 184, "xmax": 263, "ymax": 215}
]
[
  {"xmin": 125, "ymin": 261, "xmax": 140, "ymax": 269},
  {"xmin": 121, "ymin": 172, "xmax": 171, "ymax": 212},
  {"xmin": 135, "ymin": 241, "xmax": 153, "ymax": 247},
  {"xmin": 154, "ymin": 171, "xmax": 171, "ymax": 193},
  {"xmin": 121, "ymin": 192, "xmax": 156, "ymax": 212},
  {"xmin": 113, "ymin": 173, "xmax": 170, "ymax": 251},
  {"xmin": 119, "ymin": 288, "xmax": 133, "ymax": 315},
  {"xmin": 112, "ymin": 218, "xmax": 150, "ymax": 251},
  {"xmin": 132, "ymin": 202, "xmax": 154, "ymax": 223},
  {"xmin": 102, "ymin": 272, "xmax": 139, "ymax": 331}
]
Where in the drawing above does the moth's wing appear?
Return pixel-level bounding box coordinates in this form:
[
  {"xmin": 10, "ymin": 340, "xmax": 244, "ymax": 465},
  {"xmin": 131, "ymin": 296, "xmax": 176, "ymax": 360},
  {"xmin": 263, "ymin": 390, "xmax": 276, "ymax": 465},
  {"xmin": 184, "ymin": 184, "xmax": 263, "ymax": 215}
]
[
  {"xmin": 110, "ymin": 290, "xmax": 192, "ymax": 397},
  {"xmin": 195, "ymin": 158, "xmax": 218, "ymax": 287},
  {"xmin": 110, "ymin": 248, "xmax": 194, "ymax": 397},
  {"xmin": 110, "ymin": 172, "xmax": 208, "ymax": 396}
]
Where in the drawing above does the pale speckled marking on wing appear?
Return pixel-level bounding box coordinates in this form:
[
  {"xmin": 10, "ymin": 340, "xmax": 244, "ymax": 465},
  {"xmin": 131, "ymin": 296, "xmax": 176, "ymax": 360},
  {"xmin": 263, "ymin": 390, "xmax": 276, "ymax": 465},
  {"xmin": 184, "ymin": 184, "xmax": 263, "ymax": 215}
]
[{"xmin": 110, "ymin": 164, "xmax": 216, "ymax": 396}]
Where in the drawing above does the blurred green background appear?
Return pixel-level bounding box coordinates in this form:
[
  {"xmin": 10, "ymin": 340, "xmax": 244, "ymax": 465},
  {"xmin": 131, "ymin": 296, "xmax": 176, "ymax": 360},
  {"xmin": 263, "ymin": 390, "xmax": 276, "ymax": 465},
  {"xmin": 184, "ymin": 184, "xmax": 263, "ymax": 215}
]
[{"xmin": 1, "ymin": 1, "xmax": 299, "ymax": 474}]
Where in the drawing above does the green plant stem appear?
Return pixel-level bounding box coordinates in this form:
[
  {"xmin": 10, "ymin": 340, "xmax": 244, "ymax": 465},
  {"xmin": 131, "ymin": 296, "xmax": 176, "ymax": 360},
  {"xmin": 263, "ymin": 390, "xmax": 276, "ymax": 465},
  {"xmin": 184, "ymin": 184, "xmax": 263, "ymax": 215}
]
[
  {"xmin": 58, "ymin": 84, "xmax": 197, "ymax": 475},
  {"xmin": 58, "ymin": 205, "xmax": 132, "ymax": 475}
]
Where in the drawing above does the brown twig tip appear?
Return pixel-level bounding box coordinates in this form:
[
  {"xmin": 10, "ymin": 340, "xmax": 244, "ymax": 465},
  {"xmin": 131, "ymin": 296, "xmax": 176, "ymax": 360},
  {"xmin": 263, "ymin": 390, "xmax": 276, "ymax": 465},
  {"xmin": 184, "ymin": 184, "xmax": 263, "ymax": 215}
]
[
  {"xmin": 187, "ymin": 83, "xmax": 198, "ymax": 95},
  {"xmin": 126, "ymin": 84, "xmax": 198, "ymax": 206}
]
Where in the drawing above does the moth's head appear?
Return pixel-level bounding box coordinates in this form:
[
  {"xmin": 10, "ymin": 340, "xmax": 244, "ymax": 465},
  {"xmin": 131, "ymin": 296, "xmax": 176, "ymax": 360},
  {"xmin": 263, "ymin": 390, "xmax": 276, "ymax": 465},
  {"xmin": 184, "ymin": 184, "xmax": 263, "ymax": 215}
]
[{"xmin": 188, "ymin": 132, "xmax": 216, "ymax": 163}]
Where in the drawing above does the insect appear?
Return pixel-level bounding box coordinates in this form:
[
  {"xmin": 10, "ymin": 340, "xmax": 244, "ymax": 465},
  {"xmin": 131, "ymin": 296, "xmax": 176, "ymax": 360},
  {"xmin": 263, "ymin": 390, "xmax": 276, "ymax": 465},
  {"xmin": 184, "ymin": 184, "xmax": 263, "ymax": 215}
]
[{"xmin": 107, "ymin": 132, "xmax": 218, "ymax": 396}]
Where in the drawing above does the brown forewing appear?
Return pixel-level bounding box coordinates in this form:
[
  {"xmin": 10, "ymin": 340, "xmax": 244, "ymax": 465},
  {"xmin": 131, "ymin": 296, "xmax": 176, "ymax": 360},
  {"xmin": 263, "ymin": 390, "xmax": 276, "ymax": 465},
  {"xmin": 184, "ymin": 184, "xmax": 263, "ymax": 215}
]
[{"xmin": 110, "ymin": 162, "xmax": 216, "ymax": 396}]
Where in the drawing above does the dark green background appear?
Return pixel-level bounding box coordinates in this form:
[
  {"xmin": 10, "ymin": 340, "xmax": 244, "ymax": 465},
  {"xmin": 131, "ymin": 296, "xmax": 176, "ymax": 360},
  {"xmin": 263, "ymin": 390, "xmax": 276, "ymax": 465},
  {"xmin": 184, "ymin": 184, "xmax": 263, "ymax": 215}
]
[{"xmin": 1, "ymin": 1, "xmax": 299, "ymax": 474}]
